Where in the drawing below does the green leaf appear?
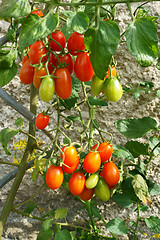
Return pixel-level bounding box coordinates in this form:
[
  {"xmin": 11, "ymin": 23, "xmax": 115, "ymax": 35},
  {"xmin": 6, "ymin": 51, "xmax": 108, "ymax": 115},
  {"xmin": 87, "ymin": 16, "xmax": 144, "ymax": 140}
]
[
  {"xmin": 157, "ymin": 90, "xmax": 160, "ymax": 98},
  {"xmin": 91, "ymin": 202, "xmax": 102, "ymax": 220},
  {"xmin": 115, "ymin": 117, "xmax": 157, "ymax": 139},
  {"xmin": 0, "ymin": 0, "xmax": 31, "ymax": 18},
  {"xmin": 0, "ymin": 62, "xmax": 18, "ymax": 87},
  {"xmin": 55, "ymin": 208, "xmax": 67, "ymax": 220},
  {"xmin": 85, "ymin": 20, "xmax": 120, "ymax": 80},
  {"xmin": 41, "ymin": 218, "xmax": 52, "ymax": 232},
  {"xmin": 132, "ymin": 89, "xmax": 141, "ymax": 100},
  {"xmin": 156, "ymin": 51, "xmax": 160, "ymax": 70},
  {"xmin": 67, "ymin": 12, "xmax": 89, "ymax": 33},
  {"xmin": 55, "ymin": 229, "xmax": 72, "ymax": 240},
  {"xmin": 145, "ymin": 216, "xmax": 160, "ymax": 233},
  {"xmin": 15, "ymin": 117, "xmax": 24, "ymax": 128},
  {"xmin": 132, "ymin": 174, "xmax": 151, "ymax": 205},
  {"xmin": 66, "ymin": 116, "xmax": 80, "ymax": 123},
  {"xmin": 105, "ymin": 218, "xmax": 129, "ymax": 235},
  {"xmin": 147, "ymin": 179, "xmax": 160, "ymax": 196},
  {"xmin": 0, "ymin": 48, "xmax": 18, "ymax": 69},
  {"xmin": 88, "ymin": 97, "xmax": 108, "ymax": 106},
  {"xmin": 37, "ymin": 229, "xmax": 54, "ymax": 240},
  {"xmin": 24, "ymin": 202, "xmax": 36, "ymax": 214},
  {"xmin": 61, "ymin": 89, "xmax": 79, "ymax": 110},
  {"xmin": 112, "ymin": 192, "xmax": 133, "ymax": 208},
  {"xmin": 125, "ymin": 18, "xmax": 158, "ymax": 67},
  {"xmin": 121, "ymin": 176, "xmax": 139, "ymax": 202},
  {"xmin": 149, "ymin": 136, "xmax": 160, "ymax": 156},
  {"xmin": 0, "ymin": 128, "xmax": 18, "ymax": 155},
  {"xmin": 125, "ymin": 141, "xmax": 149, "ymax": 158},
  {"xmin": 19, "ymin": 12, "xmax": 58, "ymax": 51},
  {"xmin": 61, "ymin": 24, "xmax": 74, "ymax": 41},
  {"xmin": 113, "ymin": 145, "xmax": 134, "ymax": 162}
]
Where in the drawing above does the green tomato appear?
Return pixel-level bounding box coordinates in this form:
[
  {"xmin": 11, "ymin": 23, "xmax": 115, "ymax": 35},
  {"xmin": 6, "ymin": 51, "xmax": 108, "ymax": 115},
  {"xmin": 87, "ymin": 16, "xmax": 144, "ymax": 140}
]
[
  {"xmin": 86, "ymin": 173, "xmax": 99, "ymax": 189},
  {"xmin": 94, "ymin": 178, "xmax": 110, "ymax": 201},
  {"xmin": 91, "ymin": 75, "xmax": 104, "ymax": 97},
  {"xmin": 104, "ymin": 76, "xmax": 122, "ymax": 102},
  {"xmin": 39, "ymin": 76, "xmax": 55, "ymax": 102}
]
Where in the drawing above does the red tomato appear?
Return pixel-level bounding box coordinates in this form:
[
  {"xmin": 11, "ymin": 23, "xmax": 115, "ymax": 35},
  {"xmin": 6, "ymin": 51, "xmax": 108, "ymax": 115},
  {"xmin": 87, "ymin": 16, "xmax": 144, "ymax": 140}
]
[
  {"xmin": 19, "ymin": 59, "xmax": 34, "ymax": 84},
  {"xmin": 91, "ymin": 142, "xmax": 113, "ymax": 162},
  {"xmin": 83, "ymin": 152, "xmax": 101, "ymax": 173},
  {"xmin": 22, "ymin": 54, "xmax": 29, "ymax": 65},
  {"xmin": 62, "ymin": 159, "xmax": 79, "ymax": 174},
  {"xmin": 35, "ymin": 113, "xmax": 49, "ymax": 129},
  {"xmin": 50, "ymin": 30, "xmax": 66, "ymax": 51},
  {"xmin": 33, "ymin": 67, "xmax": 47, "ymax": 89},
  {"xmin": 61, "ymin": 146, "xmax": 79, "ymax": 167},
  {"xmin": 103, "ymin": 162, "xmax": 120, "ymax": 186},
  {"xmin": 30, "ymin": 8, "xmax": 43, "ymax": 17},
  {"xmin": 67, "ymin": 32, "xmax": 85, "ymax": 56},
  {"xmin": 28, "ymin": 40, "xmax": 48, "ymax": 65},
  {"xmin": 69, "ymin": 172, "xmax": 85, "ymax": 195},
  {"xmin": 105, "ymin": 66, "xmax": 117, "ymax": 79},
  {"xmin": 48, "ymin": 53, "xmax": 59, "ymax": 74},
  {"xmin": 78, "ymin": 187, "xmax": 94, "ymax": 201},
  {"xmin": 45, "ymin": 165, "xmax": 64, "ymax": 190},
  {"xmin": 54, "ymin": 68, "xmax": 72, "ymax": 99},
  {"xmin": 58, "ymin": 54, "xmax": 74, "ymax": 74},
  {"xmin": 74, "ymin": 52, "xmax": 94, "ymax": 82}
]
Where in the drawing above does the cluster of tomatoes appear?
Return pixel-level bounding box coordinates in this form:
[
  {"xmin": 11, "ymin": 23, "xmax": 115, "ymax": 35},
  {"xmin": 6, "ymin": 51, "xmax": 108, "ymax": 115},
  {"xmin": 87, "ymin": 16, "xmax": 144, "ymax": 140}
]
[{"xmin": 45, "ymin": 142, "xmax": 120, "ymax": 202}]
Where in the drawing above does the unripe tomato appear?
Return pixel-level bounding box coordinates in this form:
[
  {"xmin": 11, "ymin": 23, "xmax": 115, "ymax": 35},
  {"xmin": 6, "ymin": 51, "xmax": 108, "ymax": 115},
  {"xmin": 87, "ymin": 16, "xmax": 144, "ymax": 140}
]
[
  {"xmin": 54, "ymin": 68, "xmax": 72, "ymax": 99},
  {"xmin": 33, "ymin": 67, "xmax": 47, "ymax": 89},
  {"xmin": 39, "ymin": 76, "xmax": 55, "ymax": 102},
  {"xmin": 83, "ymin": 152, "xmax": 101, "ymax": 173},
  {"xmin": 19, "ymin": 59, "xmax": 34, "ymax": 84},
  {"xmin": 91, "ymin": 142, "xmax": 113, "ymax": 162},
  {"xmin": 74, "ymin": 52, "xmax": 94, "ymax": 82},
  {"xmin": 69, "ymin": 172, "xmax": 85, "ymax": 195},
  {"xmin": 61, "ymin": 146, "xmax": 79, "ymax": 167},
  {"xmin": 50, "ymin": 30, "xmax": 66, "ymax": 51},
  {"xmin": 104, "ymin": 76, "xmax": 123, "ymax": 102},
  {"xmin": 28, "ymin": 40, "xmax": 48, "ymax": 65},
  {"xmin": 67, "ymin": 32, "xmax": 85, "ymax": 56},
  {"xmin": 62, "ymin": 159, "xmax": 79, "ymax": 174},
  {"xmin": 105, "ymin": 66, "xmax": 117, "ymax": 79},
  {"xmin": 91, "ymin": 75, "xmax": 104, "ymax": 97},
  {"xmin": 45, "ymin": 165, "xmax": 64, "ymax": 190},
  {"xmin": 79, "ymin": 187, "xmax": 94, "ymax": 201},
  {"xmin": 85, "ymin": 173, "xmax": 99, "ymax": 189},
  {"xmin": 35, "ymin": 113, "xmax": 49, "ymax": 129},
  {"xmin": 103, "ymin": 161, "xmax": 120, "ymax": 186},
  {"xmin": 94, "ymin": 178, "xmax": 110, "ymax": 201}
]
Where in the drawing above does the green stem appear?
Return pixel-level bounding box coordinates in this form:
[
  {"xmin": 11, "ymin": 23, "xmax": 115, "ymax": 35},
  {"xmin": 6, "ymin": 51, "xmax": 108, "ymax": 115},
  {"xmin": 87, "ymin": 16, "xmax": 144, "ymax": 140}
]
[
  {"xmin": 145, "ymin": 141, "xmax": 160, "ymax": 174},
  {"xmin": 133, "ymin": 202, "xmax": 140, "ymax": 238},
  {"xmin": 0, "ymin": 160, "xmax": 19, "ymax": 167},
  {"xmin": 126, "ymin": 2, "xmax": 135, "ymax": 21},
  {"xmin": 84, "ymin": 201, "xmax": 97, "ymax": 234}
]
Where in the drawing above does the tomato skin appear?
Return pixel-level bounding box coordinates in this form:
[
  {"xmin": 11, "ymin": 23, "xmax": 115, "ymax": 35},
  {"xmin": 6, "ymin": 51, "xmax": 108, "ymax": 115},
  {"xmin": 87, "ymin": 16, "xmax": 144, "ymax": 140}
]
[
  {"xmin": 67, "ymin": 32, "xmax": 85, "ymax": 56},
  {"xmin": 50, "ymin": 30, "xmax": 66, "ymax": 51},
  {"xmin": 79, "ymin": 187, "xmax": 94, "ymax": 201},
  {"xmin": 91, "ymin": 75, "xmax": 104, "ymax": 97},
  {"xmin": 74, "ymin": 52, "xmax": 94, "ymax": 82},
  {"xmin": 30, "ymin": 9, "xmax": 43, "ymax": 17},
  {"xmin": 103, "ymin": 162, "xmax": 120, "ymax": 186},
  {"xmin": 54, "ymin": 68, "xmax": 72, "ymax": 99},
  {"xmin": 48, "ymin": 53, "xmax": 58, "ymax": 74},
  {"xmin": 104, "ymin": 76, "xmax": 123, "ymax": 102},
  {"xmin": 69, "ymin": 172, "xmax": 86, "ymax": 195},
  {"xmin": 33, "ymin": 67, "xmax": 47, "ymax": 89},
  {"xmin": 105, "ymin": 66, "xmax": 117, "ymax": 79},
  {"xmin": 28, "ymin": 41, "xmax": 48, "ymax": 65},
  {"xmin": 85, "ymin": 173, "xmax": 99, "ymax": 189},
  {"xmin": 39, "ymin": 76, "xmax": 55, "ymax": 102},
  {"xmin": 58, "ymin": 54, "xmax": 74, "ymax": 74},
  {"xmin": 94, "ymin": 178, "xmax": 110, "ymax": 201},
  {"xmin": 83, "ymin": 152, "xmax": 101, "ymax": 173},
  {"xmin": 19, "ymin": 59, "xmax": 34, "ymax": 84},
  {"xmin": 35, "ymin": 113, "xmax": 49, "ymax": 129},
  {"xmin": 22, "ymin": 54, "xmax": 29, "ymax": 65},
  {"xmin": 62, "ymin": 158, "xmax": 79, "ymax": 174},
  {"xmin": 45, "ymin": 165, "xmax": 64, "ymax": 190},
  {"xmin": 91, "ymin": 142, "xmax": 113, "ymax": 162},
  {"xmin": 61, "ymin": 146, "xmax": 79, "ymax": 167}
]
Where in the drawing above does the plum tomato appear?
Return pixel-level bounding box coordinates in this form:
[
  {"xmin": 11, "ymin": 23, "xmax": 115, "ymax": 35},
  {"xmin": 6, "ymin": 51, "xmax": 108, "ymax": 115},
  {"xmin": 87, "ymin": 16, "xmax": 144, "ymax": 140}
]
[
  {"xmin": 69, "ymin": 172, "xmax": 86, "ymax": 195},
  {"xmin": 39, "ymin": 76, "xmax": 55, "ymax": 102},
  {"xmin": 85, "ymin": 173, "xmax": 99, "ymax": 189},
  {"xmin": 67, "ymin": 32, "xmax": 85, "ymax": 56},
  {"xmin": 28, "ymin": 40, "xmax": 48, "ymax": 65},
  {"xmin": 35, "ymin": 113, "xmax": 49, "ymax": 129},
  {"xmin": 94, "ymin": 178, "xmax": 110, "ymax": 201},
  {"xmin": 103, "ymin": 161, "xmax": 120, "ymax": 186},
  {"xmin": 45, "ymin": 165, "xmax": 64, "ymax": 190},
  {"xmin": 104, "ymin": 76, "xmax": 123, "ymax": 102},
  {"xmin": 91, "ymin": 142, "xmax": 113, "ymax": 162},
  {"xmin": 19, "ymin": 59, "xmax": 34, "ymax": 84},
  {"xmin": 91, "ymin": 75, "xmax": 104, "ymax": 97},
  {"xmin": 58, "ymin": 53, "xmax": 74, "ymax": 74},
  {"xmin": 62, "ymin": 158, "xmax": 79, "ymax": 174},
  {"xmin": 50, "ymin": 30, "xmax": 66, "ymax": 51},
  {"xmin": 61, "ymin": 146, "xmax": 79, "ymax": 167},
  {"xmin": 22, "ymin": 54, "xmax": 29, "ymax": 65},
  {"xmin": 78, "ymin": 187, "xmax": 94, "ymax": 201},
  {"xmin": 83, "ymin": 152, "xmax": 101, "ymax": 173},
  {"xmin": 33, "ymin": 67, "xmax": 47, "ymax": 89}
]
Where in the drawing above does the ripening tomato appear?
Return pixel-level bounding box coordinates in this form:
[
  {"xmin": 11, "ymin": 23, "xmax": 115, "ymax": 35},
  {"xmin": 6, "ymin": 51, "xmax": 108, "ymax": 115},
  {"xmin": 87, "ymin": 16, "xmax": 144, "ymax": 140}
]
[
  {"xmin": 94, "ymin": 178, "xmax": 110, "ymax": 201},
  {"xmin": 19, "ymin": 59, "xmax": 34, "ymax": 84},
  {"xmin": 35, "ymin": 113, "xmax": 49, "ymax": 129},
  {"xmin": 91, "ymin": 142, "xmax": 113, "ymax": 162},
  {"xmin": 67, "ymin": 32, "xmax": 85, "ymax": 56},
  {"xmin": 79, "ymin": 187, "xmax": 94, "ymax": 201},
  {"xmin": 69, "ymin": 172, "xmax": 85, "ymax": 195},
  {"xmin": 54, "ymin": 68, "xmax": 72, "ymax": 99},
  {"xmin": 74, "ymin": 52, "xmax": 94, "ymax": 82},
  {"xmin": 45, "ymin": 165, "xmax": 64, "ymax": 190},
  {"xmin": 91, "ymin": 75, "xmax": 104, "ymax": 97},
  {"xmin": 62, "ymin": 158, "xmax": 79, "ymax": 174},
  {"xmin": 33, "ymin": 67, "xmax": 47, "ymax": 89},
  {"xmin": 30, "ymin": 8, "xmax": 43, "ymax": 17},
  {"xmin": 103, "ymin": 161, "xmax": 120, "ymax": 186},
  {"xmin": 50, "ymin": 30, "xmax": 66, "ymax": 51},
  {"xmin": 28, "ymin": 40, "xmax": 48, "ymax": 65},
  {"xmin": 58, "ymin": 53, "xmax": 74, "ymax": 74},
  {"xmin": 39, "ymin": 76, "xmax": 55, "ymax": 102},
  {"xmin": 104, "ymin": 76, "xmax": 123, "ymax": 102},
  {"xmin": 105, "ymin": 66, "xmax": 117, "ymax": 79},
  {"xmin": 22, "ymin": 54, "xmax": 29, "ymax": 65},
  {"xmin": 83, "ymin": 152, "xmax": 101, "ymax": 173},
  {"xmin": 85, "ymin": 173, "xmax": 99, "ymax": 189},
  {"xmin": 61, "ymin": 146, "xmax": 79, "ymax": 167}
]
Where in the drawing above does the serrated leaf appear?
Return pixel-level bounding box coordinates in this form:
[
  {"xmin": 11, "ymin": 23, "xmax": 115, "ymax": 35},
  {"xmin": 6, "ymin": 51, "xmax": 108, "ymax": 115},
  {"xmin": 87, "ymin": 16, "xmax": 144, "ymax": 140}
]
[
  {"xmin": 132, "ymin": 174, "xmax": 151, "ymax": 205},
  {"xmin": 125, "ymin": 18, "xmax": 158, "ymax": 67},
  {"xmin": 19, "ymin": 12, "xmax": 58, "ymax": 51},
  {"xmin": 105, "ymin": 218, "xmax": 129, "ymax": 235},
  {"xmin": 85, "ymin": 20, "xmax": 120, "ymax": 80},
  {"xmin": 55, "ymin": 229, "xmax": 72, "ymax": 240},
  {"xmin": 0, "ymin": 128, "xmax": 19, "ymax": 155},
  {"xmin": 112, "ymin": 192, "xmax": 133, "ymax": 208},
  {"xmin": 0, "ymin": 0, "xmax": 31, "ymax": 18},
  {"xmin": 37, "ymin": 229, "xmax": 54, "ymax": 240},
  {"xmin": 67, "ymin": 12, "xmax": 89, "ymax": 33},
  {"xmin": 145, "ymin": 216, "xmax": 160, "ymax": 233},
  {"xmin": 88, "ymin": 97, "xmax": 108, "ymax": 106},
  {"xmin": 147, "ymin": 179, "xmax": 160, "ymax": 196},
  {"xmin": 15, "ymin": 117, "xmax": 24, "ymax": 128},
  {"xmin": 24, "ymin": 202, "xmax": 36, "ymax": 214},
  {"xmin": 55, "ymin": 208, "xmax": 67, "ymax": 220},
  {"xmin": 125, "ymin": 141, "xmax": 149, "ymax": 158},
  {"xmin": 113, "ymin": 145, "xmax": 134, "ymax": 162},
  {"xmin": 0, "ymin": 62, "xmax": 18, "ymax": 87},
  {"xmin": 149, "ymin": 136, "xmax": 160, "ymax": 156},
  {"xmin": 115, "ymin": 117, "xmax": 157, "ymax": 138}
]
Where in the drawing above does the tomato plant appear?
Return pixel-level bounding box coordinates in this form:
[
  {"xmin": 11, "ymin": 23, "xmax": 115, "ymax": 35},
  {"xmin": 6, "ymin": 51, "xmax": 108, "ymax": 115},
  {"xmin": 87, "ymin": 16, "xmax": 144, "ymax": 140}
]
[
  {"xmin": 19, "ymin": 59, "xmax": 34, "ymax": 84},
  {"xmin": 103, "ymin": 161, "xmax": 120, "ymax": 186},
  {"xmin": 45, "ymin": 165, "xmax": 64, "ymax": 190},
  {"xmin": 50, "ymin": 30, "xmax": 66, "ymax": 51},
  {"xmin": 39, "ymin": 76, "xmax": 55, "ymax": 102},
  {"xmin": 91, "ymin": 142, "xmax": 113, "ymax": 162},
  {"xmin": 67, "ymin": 32, "xmax": 85, "ymax": 56},
  {"xmin": 69, "ymin": 172, "xmax": 86, "ymax": 195},
  {"xmin": 103, "ymin": 76, "xmax": 123, "ymax": 102},
  {"xmin": 33, "ymin": 67, "xmax": 47, "ymax": 89},
  {"xmin": 94, "ymin": 178, "xmax": 110, "ymax": 201},
  {"xmin": 83, "ymin": 152, "xmax": 101, "ymax": 173},
  {"xmin": 35, "ymin": 113, "xmax": 49, "ymax": 129},
  {"xmin": 28, "ymin": 41, "xmax": 48, "ymax": 65},
  {"xmin": 78, "ymin": 187, "xmax": 94, "ymax": 201}
]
